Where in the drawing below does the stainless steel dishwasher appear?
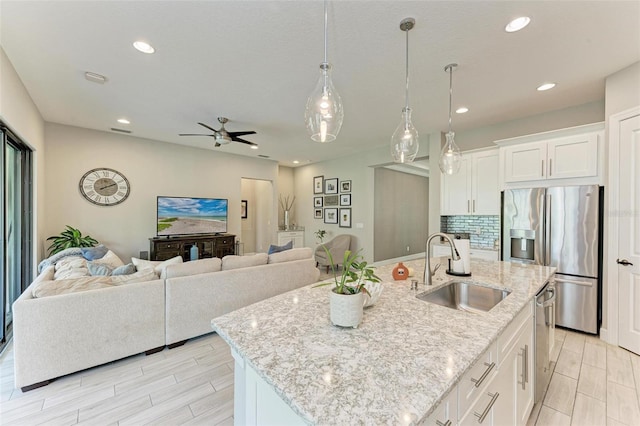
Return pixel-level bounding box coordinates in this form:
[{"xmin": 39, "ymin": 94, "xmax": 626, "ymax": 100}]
[{"xmin": 535, "ymin": 280, "xmax": 556, "ymax": 403}]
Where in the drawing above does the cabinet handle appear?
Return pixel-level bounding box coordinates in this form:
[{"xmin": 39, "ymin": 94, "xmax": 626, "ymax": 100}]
[
  {"xmin": 541, "ymin": 160, "xmax": 544, "ymax": 177},
  {"xmin": 549, "ymin": 158, "xmax": 552, "ymax": 176},
  {"xmin": 436, "ymin": 420, "xmax": 452, "ymax": 426},
  {"xmin": 471, "ymin": 362, "xmax": 495, "ymax": 388},
  {"xmin": 474, "ymin": 392, "xmax": 500, "ymax": 424},
  {"xmin": 473, "ymin": 199, "xmax": 476, "ymax": 213},
  {"xmin": 468, "ymin": 200, "xmax": 471, "ymax": 213},
  {"xmin": 518, "ymin": 345, "xmax": 528, "ymax": 390}
]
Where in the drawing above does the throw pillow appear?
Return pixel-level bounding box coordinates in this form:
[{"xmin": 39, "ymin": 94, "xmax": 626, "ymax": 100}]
[
  {"xmin": 268, "ymin": 240, "xmax": 293, "ymax": 255},
  {"xmin": 81, "ymin": 244, "xmax": 109, "ymax": 261},
  {"xmin": 92, "ymin": 250, "xmax": 125, "ymax": 269},
  {"xmin": 112, "ymin": 263, "xmax": 136, "ymax": 276},
  {"xmin": 132, "ymin": 256, "xmax": 183, "ymax": 278},
  {"xmin": 87, "ymin": 262, "xmax": 112, "ymax": 276}
]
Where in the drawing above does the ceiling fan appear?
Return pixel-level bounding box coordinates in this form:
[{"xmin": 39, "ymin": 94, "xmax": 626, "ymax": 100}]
[{"xmin": 179, "ymin": 117, "xmax": 257, "ymax": 148}]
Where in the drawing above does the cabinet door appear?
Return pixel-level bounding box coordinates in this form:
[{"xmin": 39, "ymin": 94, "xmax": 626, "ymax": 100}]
[
  {"xmin": 423, "ymin": 391, "xmax": 457, "ymax": 426},
  {"xmin": 472, "ymin": 150, "xmax": 499, "ymax": 215},
  {"xmin": 547, "ymin": 133, "xmax": 598, "ymax": 179},
  {"xmin": 515, "ymin": 323, "xmax": 534, "ymax": 425},
  {"xmin": 441, "ymin": 155, "xmax": 471, "ymax": 215},
  {"xmin": 503, "ymin": 142, "xmax": 547, "ymax": 183}
]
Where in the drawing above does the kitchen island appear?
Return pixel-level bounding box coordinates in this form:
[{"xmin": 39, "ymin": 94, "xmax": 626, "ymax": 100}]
[{"xmin": 211, "ymin": 257, "xmax": 555, "ymax": 425}]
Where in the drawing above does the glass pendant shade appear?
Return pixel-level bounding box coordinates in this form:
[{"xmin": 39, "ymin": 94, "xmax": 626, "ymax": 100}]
[
  {"xmin": 305, "ymin": 63, "xmax": 344, "ymax": 143},
  {"xmin": 439, "ymin": 131, "xmax": 462, "ymax": 174},
  {"xmin": 391, "ymin": 107, "xmax": 419, "ymax": 163}
]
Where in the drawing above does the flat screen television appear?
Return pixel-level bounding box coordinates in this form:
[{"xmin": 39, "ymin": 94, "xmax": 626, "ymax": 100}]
[{"xmin": 157, "ymin": 196, "xmax": 228, "ymax": 237}]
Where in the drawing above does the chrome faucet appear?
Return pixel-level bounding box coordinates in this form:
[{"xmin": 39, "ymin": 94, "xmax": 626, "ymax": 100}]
[{"xmin": 424, "ymin": 233, "xmax": 461, "ymax": 286}]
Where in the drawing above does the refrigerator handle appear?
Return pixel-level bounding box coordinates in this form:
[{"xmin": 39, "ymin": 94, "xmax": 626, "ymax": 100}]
[{"xmin": 545, "ymin": 193, "xmax": 551, "ymax": 266}]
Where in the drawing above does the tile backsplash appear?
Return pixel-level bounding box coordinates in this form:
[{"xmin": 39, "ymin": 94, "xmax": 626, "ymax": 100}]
[{"xmin": 441, "ymin": 215, "xmax": 500, "ymax": 249}]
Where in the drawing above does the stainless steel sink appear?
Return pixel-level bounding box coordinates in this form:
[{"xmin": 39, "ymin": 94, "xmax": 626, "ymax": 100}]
[{"xmin": 416, "ymin": 281, "xmax": 511, "ymax": 313}]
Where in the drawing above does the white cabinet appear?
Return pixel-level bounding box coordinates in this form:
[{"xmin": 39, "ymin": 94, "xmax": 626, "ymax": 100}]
[
  {"xmin": 496, "ymin": 122, "xmax": 604, "ymax": 188},
  {"xmin": 432, "ymin": 244, "xmax": 499, "ymax": 261},
  {"xmin": 277, "ymin": 230, "xmax": 304, "ymax": 248},
  {"xmin": 424, "ymin": 390, "xmax": 458, "ymax": 426},
  {"xmin": 441, "ymin": 149, "xmax": 499, "ymax": 216},
  {"xmin": 503, "ymin": 133, "xmax": 598, "ymax": 183}
]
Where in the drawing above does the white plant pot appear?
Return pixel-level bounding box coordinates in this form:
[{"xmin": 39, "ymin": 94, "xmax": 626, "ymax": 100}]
[{"xmin": 330, "ymin": 290, "xmax": 364, "ymax": 328}]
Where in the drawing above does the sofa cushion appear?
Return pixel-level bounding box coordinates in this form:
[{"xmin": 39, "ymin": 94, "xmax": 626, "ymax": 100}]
[
  {"xmin": 81, "ymin": 244, "xmax": 109, "ymax": 261},
  {"xmin": 132, "ymin": 255, "xmax": 183, "ymax": 278},
  {"xmin": 268, "ymin": 240, "xmax": 293, "ymax": 254},
  {"xmin": 268, "ymin": 247, "xmax": 314, "ymax": 264},
  {"xmin": 222, "ymin": 253, "xmax": 268, "ymax": 271},
  {"xmin": 54, "ymin": 256, "xmax": 89, "ymax": 280},
  {"xmin": 165, "ymin": 258, "xmax": 222, "ymax": 279},
  {"xmin": 32, "ymin": 268, "xmax": 159, "ymax": 298},
  {"xmin": 92, "ymin": 250, "xmax": 125, "ymax": 269}
]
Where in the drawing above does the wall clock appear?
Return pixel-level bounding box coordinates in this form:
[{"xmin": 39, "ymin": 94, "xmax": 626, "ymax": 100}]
[{"xmin": 79, "ymin": 167, "xmax": 130, "ymax": 206}]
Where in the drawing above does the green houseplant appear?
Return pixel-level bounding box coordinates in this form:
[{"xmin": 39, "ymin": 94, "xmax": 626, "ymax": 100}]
[
  {"xmin": 315, "ymin": 248, "xmax": 381, "ymax": 328},
  {"xmin": 46, "ymin": 225, "xmax": 99, "ymax": 256},
  {"xmin": 314, "ymin": 229, "xmax": 327, "ymax": 243}
]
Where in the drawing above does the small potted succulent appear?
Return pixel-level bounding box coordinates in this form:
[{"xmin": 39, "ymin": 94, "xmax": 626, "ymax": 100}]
[{"xmin": 314, "ymin": 248, "xmax": 381, "ymax": 328}]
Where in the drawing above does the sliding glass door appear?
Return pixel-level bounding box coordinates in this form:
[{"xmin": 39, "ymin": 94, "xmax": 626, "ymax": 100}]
[{"xmin": 0, "ymin": 125, "xmax": 33, "ymax": 353}]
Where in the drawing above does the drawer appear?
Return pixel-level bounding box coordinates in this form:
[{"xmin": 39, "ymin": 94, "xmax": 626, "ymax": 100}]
[
  {"xmin": 156, "ymin": 241, "xmax": 182, "ymax": 250},
  {"xmin": 497, "ymin": 300, "xmax": 533, "ymax": 365},
  {"xmin": 424, "ymin": 389, "xmax": 457, "ymax": 426},
  {"xmin": 469, "ymin": 249, "xmax": 499, "ymax": 261},
  {"xmin": 217, "ymin": 238, "xmax": 233, "ymax": 246},
  {"xmin": 458, "ymin": 341, "xmax": 498, "ymax": 417}
]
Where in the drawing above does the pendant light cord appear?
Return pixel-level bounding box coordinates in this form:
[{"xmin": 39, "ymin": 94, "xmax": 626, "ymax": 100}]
[
  {"xmin": 448, "ymin": 67, "xmax": 453, "ymax": 134},
  {"xmin": 323, "ymin": 0, "xmax": 328, "ymax": 64},
  {"xmin": 404, "ymin": 27, "xmax": 410, "ymax": 110}
]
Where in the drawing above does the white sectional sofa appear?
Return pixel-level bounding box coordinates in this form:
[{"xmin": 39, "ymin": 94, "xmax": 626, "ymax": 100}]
[{"xmin": 12, "ymin": 247, "xmax": 320, "ymax": 391}]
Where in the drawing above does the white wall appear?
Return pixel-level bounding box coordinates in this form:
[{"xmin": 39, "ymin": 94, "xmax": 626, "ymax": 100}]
[
  {"xmin": 0, "ymin": 46, "xmax": 46, "ymax": 265},
  {"xmin": 43, "ymin": 123, "xmax": 279, "ymax": 262}
]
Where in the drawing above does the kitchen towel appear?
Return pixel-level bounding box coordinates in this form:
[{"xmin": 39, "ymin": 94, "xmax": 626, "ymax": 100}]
[{"xmin": 453, "ymin": 239, "xmax": 471, "ymax": 274}]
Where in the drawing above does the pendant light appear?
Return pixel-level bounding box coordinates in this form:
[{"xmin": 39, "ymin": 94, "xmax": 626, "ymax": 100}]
[
  {"xmin": 390, "ymin": 18, "xmax": 419, "ymax": 164},
  {"xmin": 439, "ymin": 63, "xmax": 462, "ymax": 175},
  {"xmin": 305, "ymin": 0, "xmax": 344, "ymax": 143}
]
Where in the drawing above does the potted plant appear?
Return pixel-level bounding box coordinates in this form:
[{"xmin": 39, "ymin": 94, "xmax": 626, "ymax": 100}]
[
  {"xmin": 314, "ymin": 248, "xmax": 381, "ymax": 328},
  {"xmin": 314, "ymin": 229, "xmax": 327, "ymax": 243},
  {"xmin": 46, "ymin": 225, "xmax": 99, "ymax": 255}
]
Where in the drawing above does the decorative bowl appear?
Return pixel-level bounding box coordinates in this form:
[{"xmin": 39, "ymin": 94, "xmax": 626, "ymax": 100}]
[{"xmin": 363, "ymin": 281, "xmax": 383, "ymax": 308}]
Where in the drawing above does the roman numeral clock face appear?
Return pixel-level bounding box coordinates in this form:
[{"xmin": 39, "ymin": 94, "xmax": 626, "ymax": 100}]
[{"xmin": 79, "ymin": 168, "xmax": 130, "ymax": 206}]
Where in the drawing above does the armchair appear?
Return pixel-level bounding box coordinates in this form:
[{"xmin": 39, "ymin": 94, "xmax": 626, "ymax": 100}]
[{"xmin": 315, "ymin": 234, "xmax": 352, "ymax": 273}]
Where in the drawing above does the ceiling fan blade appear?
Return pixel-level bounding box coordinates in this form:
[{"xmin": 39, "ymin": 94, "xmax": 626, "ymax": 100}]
[
  {"xmin": 198, "ymin": 122, "xmax": 219, "ymax": 132},
  {"xmin": 228, "ymin": 131, "xmax": 257, "ymax": 137},
  {"xmin": 179, "ymin": 133, "xmax": 214, "ymax": 137},
  {"xmin": 232, "ymin": 137, "xmax": 258, "ymax": 146}
]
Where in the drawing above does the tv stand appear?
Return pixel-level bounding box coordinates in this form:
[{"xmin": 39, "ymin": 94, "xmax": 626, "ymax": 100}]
[{"xmin": 149, "ymin": 234, "xmax": 235, "ymax": 261}]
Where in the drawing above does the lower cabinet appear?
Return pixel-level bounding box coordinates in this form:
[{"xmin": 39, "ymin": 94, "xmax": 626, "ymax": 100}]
[
  {"xmin": 427, "ymin": 300, "xmax": 534, "ymax": 426},
  {"xmin": 277, "ymin": 230, "xmax": 304, "ymax": 248}
]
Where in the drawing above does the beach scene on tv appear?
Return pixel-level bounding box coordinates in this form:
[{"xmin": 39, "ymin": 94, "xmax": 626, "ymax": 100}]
[{"xmin": 157, "ymin": 197, "xmax": 227, "ymax": 236}]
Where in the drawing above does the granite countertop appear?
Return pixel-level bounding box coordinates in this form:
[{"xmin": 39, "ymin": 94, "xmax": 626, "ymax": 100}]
[{"xmin": 211, "ymin": 258, "xmax": 555, "ymax": 425}]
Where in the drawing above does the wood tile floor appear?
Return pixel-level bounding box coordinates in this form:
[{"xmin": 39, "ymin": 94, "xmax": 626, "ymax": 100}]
[{"xmin": 1, "ymin": 328, "xmax": 638, "ymax": 425}]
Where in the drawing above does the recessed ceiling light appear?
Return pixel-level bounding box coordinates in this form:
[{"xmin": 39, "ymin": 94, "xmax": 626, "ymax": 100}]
[
  {"xmin": 537, "ymin": 83, "xmax": 556, "ymax": 91},
  {"xmin": 505, "ymin": 16, "xmax": 531, "ymax": 33},
  {"xmin": 293, "ymin": 160, "xmax": 300, "ymax": 164},
  {"xmin": 250, "ymin": 145, "xmax": 259, "ymax": 150},
  {"xmin": 133, "ymin": 41, "xmax": 155, "ymax": 54},
  {"xmin": 456, "ymin": 107, "xmax": 469, "ymax": 114},
  {"xmin": 117, "ymin": 118, "xmax": 130, "ymax": 124}
]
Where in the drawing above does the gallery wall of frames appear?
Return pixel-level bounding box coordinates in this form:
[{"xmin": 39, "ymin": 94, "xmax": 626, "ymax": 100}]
[{"xmin": 312, "ymin": 175, "xmax": 352, "ymax": 228}]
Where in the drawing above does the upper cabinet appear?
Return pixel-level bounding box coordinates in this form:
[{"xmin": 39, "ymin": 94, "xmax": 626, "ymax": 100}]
[
  {"xmin": 441, "ymin": 148, "xmax": 499, "ymax": 216},
  {"xmin": 496, "ymin": 122, "xmax": 604, "ymax": 189}
]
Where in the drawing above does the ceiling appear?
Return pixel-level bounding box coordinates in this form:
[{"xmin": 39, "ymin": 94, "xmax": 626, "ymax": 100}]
[{"xmin": 1, "ymin": 1, "xmax": 638, "ymax": 167}]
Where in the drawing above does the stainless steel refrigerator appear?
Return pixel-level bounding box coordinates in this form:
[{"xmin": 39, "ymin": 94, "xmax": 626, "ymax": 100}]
[{"xmin": 502, "ymin": 185, "xmax": 602, "ymax": 334}]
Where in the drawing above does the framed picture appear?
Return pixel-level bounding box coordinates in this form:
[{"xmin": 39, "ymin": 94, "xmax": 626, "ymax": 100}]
[
  {"xmin": 324, "ymin": 207, "xmax": 338, "ymax": 224},
  {"xmin": 314, "ymin": 208, "xmax": 323, "ymax": 219},
  {"xmin": 313, "ymin": 176, "xmax": 324, "ymax": 194},
  {"xmin": 324, "ymin": 178, "xmax": 338, "ymax": 194},
  {"xmin": 324, "ymin": 195, "xmax": 339, "ymax": 206},
  {"xmin": 339, "ymin": 208, "xmax": 352, "ymax": 228},
  {"xmin": 340, "ymin": 194, "xmax": 351, "ymax": 206},
  {"xmin": 340, "ymin": 180, "xmax": 351, "ymax": 193},
  {"xmin": 241, "ymin": 200, "xmax": 248, "ymax": 219},
  {"xmin": 314, "ymin": 196, "xmax": 323, "ymax": 208}
]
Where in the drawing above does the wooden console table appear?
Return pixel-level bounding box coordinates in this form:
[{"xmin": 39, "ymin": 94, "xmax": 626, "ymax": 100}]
[{"xmin": 149, "ymin": 234, "xmax": 235, "ymax": 261}]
